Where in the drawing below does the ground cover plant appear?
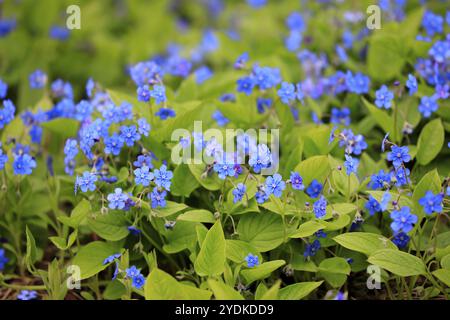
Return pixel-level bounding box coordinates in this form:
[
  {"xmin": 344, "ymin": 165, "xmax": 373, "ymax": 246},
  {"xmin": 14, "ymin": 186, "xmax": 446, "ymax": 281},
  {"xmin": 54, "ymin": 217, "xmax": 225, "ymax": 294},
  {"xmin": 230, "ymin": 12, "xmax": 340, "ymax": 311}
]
[{"xmin": 0, "ymin": 0, "xmax": 449, "ymax": 301}]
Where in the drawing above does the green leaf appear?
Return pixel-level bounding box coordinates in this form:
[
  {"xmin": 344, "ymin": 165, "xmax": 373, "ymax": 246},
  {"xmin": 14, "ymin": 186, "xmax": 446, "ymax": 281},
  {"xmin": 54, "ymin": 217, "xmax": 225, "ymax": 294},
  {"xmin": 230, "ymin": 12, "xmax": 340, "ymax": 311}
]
[
  {"xmin": 441, "ymin": 254, "xmax": 450, "ymax": 270},
  {"xmin": 25, "ymin": 226, "xmax": 37, "ymax": 270},
  {"xmin": 188, "ymin": 163, "xmax": 223, "ymax": 191},
  {"xmin": 432, "ymin": 269, "xmax": 450, "ymax": 287},
  {"xmin": 367, "ymin": 34, "xmax": 406, "ymax": 82},
  {"xmin": 412, "ymin": 169, "xmax": 441, "ymax": 219},
  {"xmin": 177, "ymin": 209, "xmax": 216, "ymax": 223},
  {"xmin": 171, "ymin": 164, "xmax": 200, "ymax": 197},
  {"xmin": 49, "ymin": 230, "xmax": 78, "ymax": 250},
  {"xmin": 416, "ymin": 118, "xmax": 444, "ymax": 165},
  {"xmin": 368, "ymin": 249, "xmax": 427, "ymax": 276},
  {"xmin": 278, "ymin": 281, "xmax": 322, "ymax": 300},
  {"xmin": 318, "ymin": 257, "xmax": 351, "ymax": 275},
  {"xmin": 58, "ymin": 199, "xmax": 91, "ymax": 228},
  {"xmin": 88, "ymin": 212, "xmax": 129, "ymax": 241},
  {"xmin": 363, "ymin": 98, "xmax": 393, "ymax": 134},
  {"xmin": 145, "ymin": 268, "xmax": 211, "ymax": 300},
  {"xmin": 208, "ymin": 279, "xmax": 244, "ymax": 300},
  {"xmin": 259, "ymin": 281, "xmax": 281, "ymax": 300},
  {"xmin": 225, "ymin": 240, "xmax": 259, "ymax": 263},
  {"xmin": 237, "ymin": 212, "xmax": 284, "ymax": 252},
  {"xmin": 333, "ymin": 232, "xmax": 397, "ymax": 256},
  {"xmin": 194, "ymin": 221, "xmax": 226, "ymax": 277},
  {"xmin": 240, "ymin": 260, "xmax": 285, "ymax": 285},
  {"xmin": 144, "ymin": 268, "xmax": 187, "ymax": 300},
  {"xmin": 72, "ymin": 241, "xmax": 121, "ymax": 280},
  {"xmin": 41, "ymin": 118, "xmax": 79, "ymax": 138},
  {"xmin": 294, "ymin": 155, "xmax": 330, "ymax": 186},
  {"xmin": 163, "ymin": 221, "xmax": 198, "ymax": 254},
  {"xmin": 153, "ymin": 201, "xmax": 188, "ymax": 218},
  {"xmin": 289, "ymin": 221, "xmax": 324, "ymax": 238}
]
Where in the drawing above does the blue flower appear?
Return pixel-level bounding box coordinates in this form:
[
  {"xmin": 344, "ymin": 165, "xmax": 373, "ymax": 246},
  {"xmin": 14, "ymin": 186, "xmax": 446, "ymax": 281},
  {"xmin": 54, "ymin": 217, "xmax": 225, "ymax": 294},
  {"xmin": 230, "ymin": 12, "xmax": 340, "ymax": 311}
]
[
  {"xmin": 13, "ymin": 153, "xmax": 36, "ymax": 175},
  {"xmin": 277, "ymin": 82, "xmax": 296, "ymax": 104},
  {"xmin": 405, "ymin": 74, "xmax": 417, "ymax": 95},
  {"xmin": 290, "ymin": 172, "xmax": 304, "ymax": 190},
  {"xmin": 17, "ymin": 290, "xmax": 38, "ymax": 300},
  {"xmin": 313, "ymin": 196, "xmax": 327, "ymax": 219},
  {"xmin": 429, "ymin": 40, "xmax": 450, "ymax": 64},
  {"xmin": 49, "ymin": 25, "xmax": 70, "ymax": 40},
  {"xmin": 343, "ymin": 155, "xmax": 359, "ymax": 175},
  {"xmin": 255, "ymin": 186, "xmax": 269, "ymax": 204},
  {"xmin": 369, "ymin": 170, "xmax": 391, "ymax": 190},
  {"xmin": 150, "ymin": 85, "xmax": 166, "ymax": 104},
  {"xmin": 0, "ymin": 78, "xmax": 8, "ymax": 98},
  {"xmin": 75, "ymin": 172, "xmax": 98, "ymax": 193},
  {"xmin": 256, "ymin": 97, "xmax": 272, "ymax": 113},
  {"xmin": 248, "ymin": 144, "xmax": 272, "ymax": 173},
  {"xmin": 390, "ymin": 207, "xmax": 417, "ymax": 233},
  {"xmin": 387, "ymin": 145, "xmax": 410, "ymax": 168},
  {"xmin": 0, "ymin": 248, "xmax": 9, "ymax": 270},
  {"xmin": 232, "ymin": 183, "xmax": 246, "ymax": 203},
  {"xmin": 103, "ymin": 253, "xmax": 121, "ymax": 265},
  {"xmin": 128, "ymin": 226, "xmax": 141, "ymax": 236},
  {"xmin": 418, "ymin": 191, "xmax": 443, "ymax": 215},
  {"xmin": 195, "ymin": 66, "xmax": 213, "ymax": 84},
  {"xmin": 213, "ymin": 154, "xmax": 236, "ymax": 180},
  {"xmin": 247, "ymin": 0, "xmax": 266, "ymax": 8},
  {"xmin": 252, "ymin": 65, "xmax": 281, "ymax": 90},
  {"xmin": 137, "ymin": 85, "xmax": 151, "ymax": 102},
  {"xmin": 285, "ymin": 31, "xmax": 302, "ymax": 52},
  {"xmin": 315, "ymin": 230, "xmax": 327, "ymax": 238},
  {"xmin": 295, "ymin": 83, "xmax": 304, "ymax": 103},
  {"xmin": 265, "ymin": 173, "xmax": 286, "ymax": 198},
  {"xmin": 137, "ymin": 118, "xmax": 150, "ymax": 136},
  {"xmin": 107, "ymin": 188, "xmax": 129, "ymax": 210},
  {"xmin": 375, "ymin": 85, "xmax": 394, "ymax": 109},
  {"xmin": 245, "ymin": 253, "xmax": 259, "ymax": 268},
  {"xmin": 418, "ymin": 96, "xmax": 439, "ymax": 118},
  {"xmin": 155, "ymin": 107, "xmax": 176, "ymax": 120},
  {"xmin": 0, "ymin": 99, "xmax": 16, "ymax": 129},
  {"xmin": 134, "ymin": 166, "xmax": 154, "ymax": 187},
  {"xmin": 126, "ymin": 265, "xmax": 141, "ymax": 278},
  {"xmin": 422, "ymin": 11, "xmax": 443, "ymax": 36},
  {"xmin": 130, "ymin": 61, "xmax": 161, "ymax": 86},
  {"xmin": 236, "ymin": 76, "xmax": 255, "ymax": 95},
  {"xmin": 29, "ymin": 69, "xmax": 47, "ymax": 89},
  {"xmin": 234, "ymin": 52, "xmax": 249, "ymax": 69},
  {"xmin": 86, "ymin": 78, "xmax": 95, "ymax": 98},
  {"xmin": 120, "ymin": 125, "xmax": 141, "ymax": 147},
  {"xmin": 330, "ymin": 107, "xmax": 351, "ymax": 126},
  {"xmin": 212, "ymin": 110, "xmax": 229, "ymax": 126},
  {"xmin": 392, "ymin": 167, "xmax": 410, "ymax": 187},
  {"xmin": 219, "ymin": 93, "xmax": 236, "ymax": 102},
  {"xmin": 134, "ymin": 154, "xmax": 153, "ymax": 168},
  {"xmin": 392, "ymin": 232, "xmax": 410, "ymax": 249},
  {"xmin": 0, "ymin": 148, "xmax": 8, "ymax": 171},
  {"xmin": 132, "ymin": 274, "xmax": 146, "ymax": 289},
  {"xmin": 338, "ymin": 129, "xmax": 367, "ymax": 155},
  {"xmin": 104, "ymin": 133, "xmax": 124, "ymax": 156},
  {"xmin": 345, "ymin": 71, "xmax": 370, "ymax": 94},
  {"xmin": 380, "ymin": 191, "xmax": 391, "ymax": 211},
  {"xmin": 304, "ymin": 239, "xmax": 321, "ymax": 257},
  {"xmin": 286, "ymin": 12, "xmax": 305, "ymax": 32},
  {"xmin": 149, "ymin": 187, "xmax": 167, "ymax": 208},
  {"xmin": 153, "ymin": 165, "xmax": 173, "ymax": 190},
  {"xmin": 365, "ymin": 196, "xmax": 381, "ymax": 216},
  {"xmin": 306, "ymin": 179, "xmax": 323, "ymax": 198}
]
